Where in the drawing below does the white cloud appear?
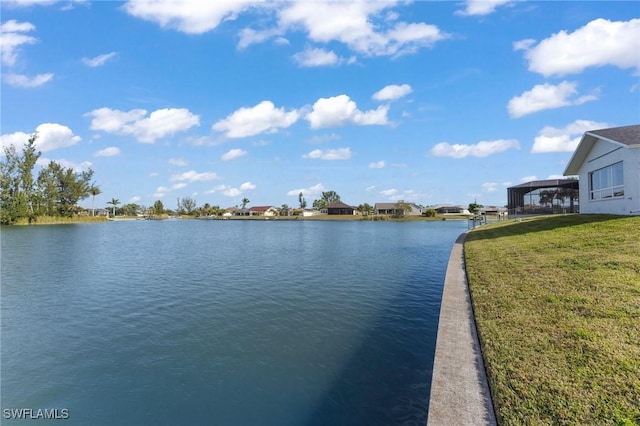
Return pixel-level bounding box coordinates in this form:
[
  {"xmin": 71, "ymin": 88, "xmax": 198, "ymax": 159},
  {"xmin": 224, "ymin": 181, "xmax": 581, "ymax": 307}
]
[
  {"xmin": 238, "ymin": 27, "xmax": 284, "ymax": 50},
  {"xmin": 38, "ymin": 157, "xmax": 92, "ymax": 173},
  {"xmin": 0, "ymin": 19, "xmax": 37, "ymax": 66},
  {"xmin": 122, "ymin": 1, "xmax": 448, "ymax": 58},
  {"xmin": 3, "ymin": 0, "xmax": 86, "ymax": 7},
  {"xmin": 305, "ymin": 133, "xmax": 341, "ymax": 144},
  {"xmin": 379, "ymin": 188, "xmax": 423, "ymax": 201},
  {"xmin": 169, "ymin": 157, "xmax": 188, "ymax": 166},
  {"xmin": 185, "ymin": 135, "xmax": 225, "ymax": 147},
  {"xmin": 129, "ymin": 196, "xmax": 141, "ymax": 203},
  {"xmin": 85, "ymin": 107, "xmax": 200, "ymax": 143},
  {"xmin": 222, "ymin": 187, "xmax": 241, "ymax": 197},
  {"xmin": 82, "ymin": 52, "xmax": 117, "ymax": 67},
  {"xmin": 518, "ymin": 18, "xmax": 640, "ymax": 76},
  {"xmin": 207, "ymin": 182, "xmax": 254, "ymax": 197},
  {"xmin": 240, "ymin": 181, "xmax": 256, "ymax": 191},
  {"xmin": 212, "ymin": 100, "xmax": 299, "ymax": 138},
  {"xmin": 547, "ymin": 174, "xmax": 565, "ymax": 180},
  {"xmin": 0, "ymin": 131, "xmax": 29, "ymax": 153},
  {"xmin": 482, "ymin": 182, "xmax": 498, "ymax": 192},
  {"xmin": 94, "ymin": 146, "xmax": 120, "ymax": 157},
  {"xmin": 369, "ymin": 160, "xmax": 385, "ymax": 169},
  {"xmin": 456, "ymin": 0, "xmax": 513, "ymax": 16},
  {"xmin": 513, "ymin": 39, "xmax": 535, "ymax": 51},
  {"xmin": 1, "ymin": 122, "xmax": 81, "ymax": 153},
  {"xmin": 286, "ymin": 183, "xmax": 326, "ymax": 198},
  {"xmin": 153, "ymin": 183, "xmax": 187, "ymax": 198},
  {"xmin": 3, "ymin": 73, "xmax": 53, "ymax": 87},
  {"xmin": 365, "ymin": 185, "xmax": 376, "ymax": 191},
  {"xmin": 221, "ymin": 148, "xmax": 247, "ymax": 161},
  {"xmin": 122, "ymin": 0, "xmax": 259, "ymax": 34},
  {"xmin": 278, "ymin": 2, "xmax": 448, "ymax": 57},
  {"xmin": 531, "ymin": 119, "xmax": 609, "ymax": 153},
  {"xmin": 293, "ymin": 47, "xmax": 340, "ymax": 67},
  {"xmin": 303, "ymin": 147, "xmax": 352, "ymax": 160},
  {"xmin": 372, "ymin": 84, "xmax": 412, "ymax": 101},
  {"xmin": 520, "ymin": 175, "xmax": 538, "ymax": 182},
  {"xmin": 508, "ymin": 81, "xmax": 599, "ymax": 118},
  {"xmin": 306, "ymin": 94, "xmax": 388, "ymax": 128},
  {"xmin": 171, "ymin": 170, "xmax": 219, "ymax": 182},
  {"xmin": 430, "ymin": 139, "xmax": 519, "ymax": 158}
]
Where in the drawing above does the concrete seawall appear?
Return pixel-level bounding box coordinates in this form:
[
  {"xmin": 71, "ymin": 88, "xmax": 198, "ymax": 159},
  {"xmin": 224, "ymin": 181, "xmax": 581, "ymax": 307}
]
[{"xmin": 427, "ymin": 232, "xmax": 497, "ymax": 425}]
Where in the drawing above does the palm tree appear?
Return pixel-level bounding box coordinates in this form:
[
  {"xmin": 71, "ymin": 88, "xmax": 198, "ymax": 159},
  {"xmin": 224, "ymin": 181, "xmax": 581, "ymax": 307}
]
[
  {"xmin": 241, "ymin": 197, "xmax": 250, "ymax": 209},
  {"xmin": 89, "ymin": 185, "xmax": 101, "ymax": 216},
  {"xmin": 107, "ymin": 198, "xmax": 120, "ymax": 217}
]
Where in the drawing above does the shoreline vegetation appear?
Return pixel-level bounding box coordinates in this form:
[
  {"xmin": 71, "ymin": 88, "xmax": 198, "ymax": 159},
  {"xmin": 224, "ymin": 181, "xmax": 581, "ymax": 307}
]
[
  {"xmin": 6, "ymin": 213, "xmax": 475, "ymax": 225},
  {"xmin": 464, "ymin": 215, "xmax": 640, "ymax": 425},
  {"xmin": 11, "ymin": 215, "xmax": 109, "ymax": 225}
]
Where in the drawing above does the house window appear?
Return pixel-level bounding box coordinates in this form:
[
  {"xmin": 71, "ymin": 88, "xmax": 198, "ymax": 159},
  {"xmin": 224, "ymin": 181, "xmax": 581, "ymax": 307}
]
[{"xmin": 590, "ymin": 162, "xmax": 624, "ymax": 200}]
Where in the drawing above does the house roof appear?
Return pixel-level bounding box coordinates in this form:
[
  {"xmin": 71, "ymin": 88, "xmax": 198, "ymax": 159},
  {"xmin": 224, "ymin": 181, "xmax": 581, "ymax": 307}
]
[
  {"xmin": 431, "ymin": 204, "xmax": 465, "ymax": 210},
  {"xmin": 325, "ymin": 201, "xmax": 354, "ymax": 209},
  {"xmin": 589, "ymin": 125, "xmax": 640, "ymax": 147},
  {"xmin": 564, "ymin": 124, "xmax": 640, "ymax": 175},
  {"xmin": 248, "ymin": 205, "xmax": 274, "ymax": 212},
  {"xmin": 507, "ymin": 179, "xmax": 578, "ymax": 190},
  {"xmin": 375, "ymin": 202, "xmax": 423, "ymax": 209},
  {"xmin": 374, "ymin": 203, "xmax": 398, "ymax": 209}
]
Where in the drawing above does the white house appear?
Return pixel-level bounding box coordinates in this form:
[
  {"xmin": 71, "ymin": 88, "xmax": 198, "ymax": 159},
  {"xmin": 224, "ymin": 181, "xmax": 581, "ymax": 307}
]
[
  {"xmin": 374, "ymin": 202, "xmax": 424, "ymax": 216},
  {"xmin": 431, "ymin": 204, "xmax": 471, "ymax": 215},
  {"xmin": 564, "ymin": 124, "xmax": 640, "ymax": 215}
]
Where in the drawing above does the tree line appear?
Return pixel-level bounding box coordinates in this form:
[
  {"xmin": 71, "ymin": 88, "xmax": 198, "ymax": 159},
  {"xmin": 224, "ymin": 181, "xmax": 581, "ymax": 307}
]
[{"xmin": 0, "ymin": 135, "xmax": 96, "ymax": 224}]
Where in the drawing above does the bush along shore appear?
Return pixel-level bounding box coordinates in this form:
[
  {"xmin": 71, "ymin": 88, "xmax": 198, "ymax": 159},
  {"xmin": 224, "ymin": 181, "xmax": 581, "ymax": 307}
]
[
  {"xmin": 12, "ymin": 215, "xmax": 108, "ymax": 225},
  {"xmin": 464, "ymin": 215, "xmax": 640, "ymax": 425}
]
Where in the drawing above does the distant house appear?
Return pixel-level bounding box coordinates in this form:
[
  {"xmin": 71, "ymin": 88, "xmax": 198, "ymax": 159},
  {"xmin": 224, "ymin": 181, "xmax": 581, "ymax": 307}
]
[
  {"xmin": 374, "ymin": 202, "xmax": 424, "ymax": 216},
  {"xmin": 479, "ymin": 206, "xmax": 508, "ymax": 216},
  {"xmin": 374, "ymin": 203, "xmax": 397, "ymax": 215},
  {"xmin": 432, "ymin": 204, "xmax": 470, "ymax": 215},
  {"xmin": 299, "ymin": 209, "xmax": 321, "ymax": 217},
  {"xmin": 224, "ymin": 207, "xmax": 238, "ymax": 217},
  {"xmin": 564, "ymin": 124, "xmax": 640, "ymax": 215},
  {"xmin": 248, "ymin": 206, "xmax": 277, "ymax": 216},
  {"xmin": 326, "ymin": 201, "xmax": 356, "ymax": 215}
]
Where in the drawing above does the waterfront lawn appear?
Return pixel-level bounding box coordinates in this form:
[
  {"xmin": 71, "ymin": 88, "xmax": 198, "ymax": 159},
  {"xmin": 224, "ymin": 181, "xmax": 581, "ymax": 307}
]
[{"xmin": 464, "ymin": 215, "xmax": 640, "ymax": 425}]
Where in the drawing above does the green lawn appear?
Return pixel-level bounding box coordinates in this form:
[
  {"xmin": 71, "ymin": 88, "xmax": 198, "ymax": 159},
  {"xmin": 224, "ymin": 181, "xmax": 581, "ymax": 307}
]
[{"xmin": 464, "ymin": 215, "xmax": 640, "ymax": 425}]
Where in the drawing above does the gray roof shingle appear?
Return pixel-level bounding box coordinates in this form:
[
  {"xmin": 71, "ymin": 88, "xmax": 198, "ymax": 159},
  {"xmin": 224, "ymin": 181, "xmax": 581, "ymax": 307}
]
[{"xmin": 588, "ymin": 124, "xmax": 640, "ymax": 147}]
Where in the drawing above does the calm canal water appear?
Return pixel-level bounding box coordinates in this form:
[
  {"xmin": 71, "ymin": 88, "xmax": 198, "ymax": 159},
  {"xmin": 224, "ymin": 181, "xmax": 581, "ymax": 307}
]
[{"xmin": 1, "ymin": 219, "xmax": 466, "ymax": 425}]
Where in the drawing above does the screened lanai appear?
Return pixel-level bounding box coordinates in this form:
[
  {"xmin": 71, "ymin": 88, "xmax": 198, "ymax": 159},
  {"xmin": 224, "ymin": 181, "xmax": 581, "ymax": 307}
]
[{"xmin": 507, "ymin": 179, "xmax": 579, "ymax": 214}]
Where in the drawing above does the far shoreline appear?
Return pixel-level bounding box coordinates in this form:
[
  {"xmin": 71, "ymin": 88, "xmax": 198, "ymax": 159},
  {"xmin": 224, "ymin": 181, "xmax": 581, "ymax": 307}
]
[{"xmin": 4, "ymin": 214, "xmax": 476, "ymax": 225}]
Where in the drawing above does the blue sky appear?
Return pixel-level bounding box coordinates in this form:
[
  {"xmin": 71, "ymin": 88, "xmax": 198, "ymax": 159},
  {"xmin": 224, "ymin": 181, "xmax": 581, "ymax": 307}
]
[{"xmin": 1, "ymin": 0, "xmax": 639, "ymax": 210}]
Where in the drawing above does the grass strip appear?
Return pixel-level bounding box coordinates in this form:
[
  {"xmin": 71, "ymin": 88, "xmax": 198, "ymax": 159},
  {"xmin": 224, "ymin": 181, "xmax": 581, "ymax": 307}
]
[{"xmin": 464, "ymin": 215, "xmax": 640, "ymax": 425}]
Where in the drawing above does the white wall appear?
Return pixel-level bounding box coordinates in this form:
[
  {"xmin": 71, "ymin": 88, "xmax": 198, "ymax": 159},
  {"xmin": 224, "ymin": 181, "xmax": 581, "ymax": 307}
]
[{"xmin": 577, "ymin": 140, "xmax": 640, "ymax": 215}]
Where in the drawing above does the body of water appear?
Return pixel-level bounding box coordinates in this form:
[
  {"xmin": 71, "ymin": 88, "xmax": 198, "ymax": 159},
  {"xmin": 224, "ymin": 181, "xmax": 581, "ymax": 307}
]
[{"xmin": 1, "ymin": 219, "xmax": 465, "ymax": 425}]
